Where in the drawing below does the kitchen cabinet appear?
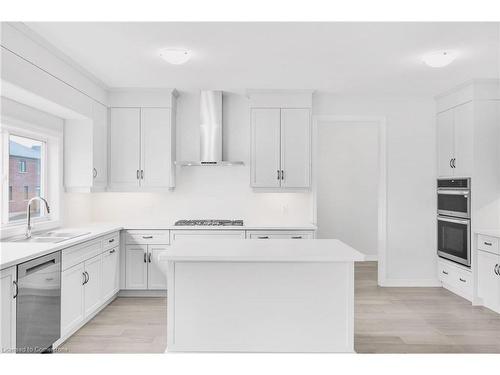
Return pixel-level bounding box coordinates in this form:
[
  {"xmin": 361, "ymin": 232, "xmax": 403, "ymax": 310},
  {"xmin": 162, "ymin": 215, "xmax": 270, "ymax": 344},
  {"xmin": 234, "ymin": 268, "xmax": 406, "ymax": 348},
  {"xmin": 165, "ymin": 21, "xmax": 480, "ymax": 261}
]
[
  {"xmin": 147, "ymin": 245, "xmax": 169, "ymax": 290},
  {"xmin": 61, "ymin": 262, "xmax": 85, "ymax": 337},
  {"xmin": 437, "ymin": 259, "xmax": 472, "ymax": 301},
  {"xmin": 250, "ymin": 108, "xmax": 311, "ymax": 189},
  {"xmin": 83, "ymin": 254, "xmax": 102, "ymax": 317},
  {"xmin": 101, "ymin": 247, "xmax": 120, "ymax": 302},
  {"xmin": 64, "ymin": 101, "xmax": 108, "ymax": 192},
  {"xmin": 125, "ymin": 245, "xmax": 148, "ymax": 289},
  {"xmin": 0, "ymin": 266, "xmax": 17, "ymax": 353},
  {"xmin": 437, "ymin": 102, "xmax": 474, "ymax": 178},
  {"xmin": 124, "ymin": 231, "xmax": 170, "ymax": 290},
  {"xmin": 477, "ymin": 250, "xmax": 500, "ymax": 313},
  {"xmin": 246, "ymin": 230, "xmax": 314, "ymax": 239}
]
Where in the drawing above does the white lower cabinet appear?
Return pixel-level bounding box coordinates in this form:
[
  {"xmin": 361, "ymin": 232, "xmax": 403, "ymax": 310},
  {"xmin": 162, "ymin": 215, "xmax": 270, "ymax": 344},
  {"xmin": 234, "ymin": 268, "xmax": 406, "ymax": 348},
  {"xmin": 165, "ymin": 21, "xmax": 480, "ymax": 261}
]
[
  {"xmin": 477, "ymin": 250, "xmax": 500, "ymax": 313},
  {"xmin": 125, "ymin": 245, "xmax": 148, "ymax": 289},
  {"xmin": 246, "ymin": 230, "xmax": 314, "ymax": 239},
  {"xmin": 61, "ymin": 262, "xmax": 86, "ymax": 337},
  {"xmin": 1, "ymin": 266, "xmax": 17, "ymax": 353},
  {"xmin": 437, "ymin": 259, "xmax": 472, "ymax": 301},
  {"xmin": 61, "ymin": 255, "xmax": 102, "ymax": 337},
  {"xmin": 170, "ymin": 230, "xmax": 246, "ymax": 241},
  {"xmin": 101, "ymin": 247, "xmax": 120, "ymax": 301},
  {"xmin": 148, "ymin": 246, "xmax": 169, "ymax": 290}
]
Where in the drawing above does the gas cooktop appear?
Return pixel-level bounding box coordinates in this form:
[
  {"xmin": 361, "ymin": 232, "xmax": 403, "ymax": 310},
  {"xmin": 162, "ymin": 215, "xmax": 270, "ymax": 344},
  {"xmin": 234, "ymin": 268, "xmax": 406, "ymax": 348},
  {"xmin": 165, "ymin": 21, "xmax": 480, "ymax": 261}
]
[{"xmin": 174, "ymin": 219, "xmax": 244, "ymax": 226}]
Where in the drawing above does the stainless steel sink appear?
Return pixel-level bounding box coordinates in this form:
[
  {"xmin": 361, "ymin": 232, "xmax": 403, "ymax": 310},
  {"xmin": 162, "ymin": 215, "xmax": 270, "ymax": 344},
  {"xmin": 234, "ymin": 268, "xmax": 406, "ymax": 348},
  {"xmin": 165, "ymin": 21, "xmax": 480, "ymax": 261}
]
[{"xmin": 7, "ymin": 231, "xmax": 91, "ymax": 243}]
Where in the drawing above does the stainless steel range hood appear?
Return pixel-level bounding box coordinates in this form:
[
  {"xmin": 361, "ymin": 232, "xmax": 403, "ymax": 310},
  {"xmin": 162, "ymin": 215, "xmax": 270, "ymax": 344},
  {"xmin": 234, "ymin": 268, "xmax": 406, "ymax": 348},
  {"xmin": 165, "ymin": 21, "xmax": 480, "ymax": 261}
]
[{"xmin": 175, "ymin": 90, "xmax": 244, "ymax": 166}]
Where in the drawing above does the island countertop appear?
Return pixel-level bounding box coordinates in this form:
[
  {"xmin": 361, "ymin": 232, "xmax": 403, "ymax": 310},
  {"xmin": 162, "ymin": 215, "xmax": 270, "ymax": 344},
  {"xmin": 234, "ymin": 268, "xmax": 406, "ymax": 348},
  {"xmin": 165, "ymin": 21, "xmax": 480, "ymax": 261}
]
[{"xmin": 163, "ymin": 238, "xmax": 365, "ymax": 262}]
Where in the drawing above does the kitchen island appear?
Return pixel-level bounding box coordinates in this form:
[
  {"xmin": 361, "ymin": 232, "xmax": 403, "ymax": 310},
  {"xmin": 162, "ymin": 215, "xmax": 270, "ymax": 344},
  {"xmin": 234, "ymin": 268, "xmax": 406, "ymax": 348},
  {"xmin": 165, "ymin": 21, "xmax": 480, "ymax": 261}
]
[{"xmin": 163, "ymin": 239, "xmax": 364, "ymax": 353}]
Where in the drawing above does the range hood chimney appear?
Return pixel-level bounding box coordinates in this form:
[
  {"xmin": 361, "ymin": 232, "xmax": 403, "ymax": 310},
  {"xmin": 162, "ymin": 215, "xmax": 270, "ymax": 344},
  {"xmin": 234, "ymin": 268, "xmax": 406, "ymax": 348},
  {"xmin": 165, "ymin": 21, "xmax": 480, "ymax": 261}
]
[{"xmin": 176, "ymin": 90, "xmax": 244, "ymax": 166}]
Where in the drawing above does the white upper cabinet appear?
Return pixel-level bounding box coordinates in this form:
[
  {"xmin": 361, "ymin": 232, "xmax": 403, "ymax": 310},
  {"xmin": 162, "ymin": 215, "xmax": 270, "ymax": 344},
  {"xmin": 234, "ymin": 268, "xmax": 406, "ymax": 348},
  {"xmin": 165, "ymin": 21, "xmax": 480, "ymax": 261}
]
[
  {"xmin": 64, "ymin": 100, "xmax": 109, "ymax": 192},
  {"xmin": 248, "ymin": 90, "xmax": 312, "ymax": 190},
  {"xmin": 110, "ymin": 107, "xmax": 141, "ymax": 190},
  {"xmin": 109, "ymin": 89, "xmax": 177, "ymax": 191},
  {"xmin": 251, "ymin": 108, "xmax": 281, "ymax": 187},
  {"xmin": 140, "ymin": 108, "xmax": 173, "ymax": 188},
  {"xmin": 437, "ymin": 108, "xmax": 454, "ymax": 177},
  {"xmin": 280, "ymin": 108, "xmax": 311, "ymax": 188}
]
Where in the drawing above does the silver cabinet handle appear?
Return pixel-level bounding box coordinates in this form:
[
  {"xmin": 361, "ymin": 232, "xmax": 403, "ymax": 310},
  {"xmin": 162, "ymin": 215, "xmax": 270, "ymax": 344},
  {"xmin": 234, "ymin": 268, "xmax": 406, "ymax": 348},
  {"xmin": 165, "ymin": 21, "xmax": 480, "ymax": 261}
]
[
  {"xmin": 281, "ymin": 170, "xmax": 284, "ymax": 180},
  {"xmin": 277, "ymin": 170, "xmax": 280, "ymax": 180},
  {"xmin": 459, "ymin": 277, "xmax": 466, "ymax": 283},
  {"xmin": 453, "ymin": 158, "xmax": 457, "ymax": 168},
  {"xmin": 495, "ymin": 264, "xmax": 499, "ymax": 276},
  {"xmin": 137, "ymin": 170, "xmax": 140, "ymax": 180},
  {"xmin": 110, "ymin": 249, "xmax": 116, "ymax": 254},
  {"xmin": 144, "ymin": 252, "xmax": 147, "ymax": 263},
  {"xmin": 291, "ymin": 236, "xmax": 302, "ymax": 239},
  {"xmin": 141, "ymin": 170, "xmax": 144, "ymax": 179},
  {"xmin": 142, "ymin": 236, "xmax": 153, "ymax": 239},
  {"xmin": 257, "ymin": 236, "xmax": 269, "ymax": 239},
  {"xmin": 13, "ymin": 280, "xmax": 18, "ymax": 299},
  {"xmin": 450, "ymin": 159, "xmax": 453, "ymax": 168},
  {"xmin": 108, "ymin": 238, "xmax": 115, "ymax": 243},
  {"xmin": 442, "ymin": 270, "xmax": 448, "ymax": 275},
  {"xmin": 148, "ymin": 253, "xmax": 152, "ymax": 263},
  {"xmin": 93, "ymin": 168, "xmax": 97, "ymax": 179},
  {"xmin": 82, "ymin": 272, "xmax": 88, "ymax": 285},
  {"xmin": 484, "ymin": 242, "xmax": 493, "ymax": 246}
]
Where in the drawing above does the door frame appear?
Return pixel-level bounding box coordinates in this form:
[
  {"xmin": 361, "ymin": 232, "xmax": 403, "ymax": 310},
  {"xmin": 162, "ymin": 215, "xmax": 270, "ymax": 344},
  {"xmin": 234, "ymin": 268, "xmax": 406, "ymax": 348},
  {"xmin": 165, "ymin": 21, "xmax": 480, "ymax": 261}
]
[{"xmin": 312, "ymin": 115, "xmax": 388, "ymax": 286}]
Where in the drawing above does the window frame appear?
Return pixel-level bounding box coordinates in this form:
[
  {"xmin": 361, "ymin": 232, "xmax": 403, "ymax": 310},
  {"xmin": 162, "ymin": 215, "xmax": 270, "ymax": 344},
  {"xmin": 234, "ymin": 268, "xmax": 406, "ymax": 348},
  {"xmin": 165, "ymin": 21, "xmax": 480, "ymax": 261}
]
[{"xmin": 1, "ymin": 125, "xmax": 51, "ymax": 227}]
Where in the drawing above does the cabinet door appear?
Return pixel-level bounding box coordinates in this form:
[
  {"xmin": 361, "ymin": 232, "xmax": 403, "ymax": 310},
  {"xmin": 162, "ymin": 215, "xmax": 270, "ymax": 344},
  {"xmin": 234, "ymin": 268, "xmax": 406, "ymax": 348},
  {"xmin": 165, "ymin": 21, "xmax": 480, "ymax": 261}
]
[
  {"xmin": 148, "ymin": 245, "xmax": 169, "ymax": 290},
  {"xmin": 92, "ymin": 101, "xmax": 108, "ymax": 187},
  {"xmin": 101, "ymin": 247, "xmax": 120, "ymax": 301},
  {"xmin": 84, "ymin": 255, "xmax": 102, "ymax": 317},
  {"xmin": 141, "ymin": 108, "xmax": 173, "ymax": 188},
  {"xmin": 61, "ymin": 263, "xmax": 85, "ymax": 337},
  {"xmin": 0, "ymin": 267, "xmax": 16, "ymax": 352},
  {"xmin": 477, "ymin": 251, "xmax": 500, "ymax": 313},
  {"xmin": 125, "ymin": 245, "xmax": 148, "ymax": 289},
  {"xmin": 437, "ymin": 108, "xmax": 455, "ymax": 177},
  {"xmin": 251, "ymin": 108, "xmax": 281, "ymax": 187},
  {"xmin": 453, "ymin": 102, "xmax": 474, "ymax": 177},
  {"xmin": 110, "ymin": 108, "xmax": 141, "ymax": 189},
  {"xmin": 280, "ymin": 108, "xmax": 311, "ymax": 188}
]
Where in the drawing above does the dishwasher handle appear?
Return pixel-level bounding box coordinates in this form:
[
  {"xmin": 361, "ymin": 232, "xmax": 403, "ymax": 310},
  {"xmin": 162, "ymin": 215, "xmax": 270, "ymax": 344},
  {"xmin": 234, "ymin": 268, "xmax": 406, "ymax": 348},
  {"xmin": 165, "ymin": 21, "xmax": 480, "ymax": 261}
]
[{"xmin": 18, "ymin": 252, "xmax": 61, "ymax": 278}]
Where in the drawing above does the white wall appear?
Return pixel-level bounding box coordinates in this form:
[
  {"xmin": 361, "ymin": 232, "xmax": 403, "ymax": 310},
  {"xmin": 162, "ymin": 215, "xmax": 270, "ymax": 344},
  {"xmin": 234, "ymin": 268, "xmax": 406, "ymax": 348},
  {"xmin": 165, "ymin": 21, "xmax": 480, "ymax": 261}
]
[
  {"xmin": 91, "ymin": 90, "xmax": 313, "ymax": 225},
  {"xmin": 313, "ymin": 94, "xmax": 438, "ymax": 285}
]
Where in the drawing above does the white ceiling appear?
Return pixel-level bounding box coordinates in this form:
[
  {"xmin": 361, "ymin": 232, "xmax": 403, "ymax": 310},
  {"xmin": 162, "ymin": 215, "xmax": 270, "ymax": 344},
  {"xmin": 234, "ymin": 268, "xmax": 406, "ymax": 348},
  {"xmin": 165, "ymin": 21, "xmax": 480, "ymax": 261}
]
[{"xmin": 25, "ymin": 22, "xmax": 500, "ymax": 95}]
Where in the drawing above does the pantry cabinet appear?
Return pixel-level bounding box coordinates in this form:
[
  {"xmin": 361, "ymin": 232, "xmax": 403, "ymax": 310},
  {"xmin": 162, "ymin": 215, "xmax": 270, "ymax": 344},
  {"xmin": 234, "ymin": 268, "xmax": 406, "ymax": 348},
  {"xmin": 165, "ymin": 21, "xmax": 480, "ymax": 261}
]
[
  {"xmin": 250, "ymin": 108, "xmax": 311, "ymax": 189},
  {"xmin": 0, "ymin": 266, "xmax": 17, "ymax": 352},
  {"xmin": 437, "ymin": 102, "xmax": 474, "ymax": 178}
]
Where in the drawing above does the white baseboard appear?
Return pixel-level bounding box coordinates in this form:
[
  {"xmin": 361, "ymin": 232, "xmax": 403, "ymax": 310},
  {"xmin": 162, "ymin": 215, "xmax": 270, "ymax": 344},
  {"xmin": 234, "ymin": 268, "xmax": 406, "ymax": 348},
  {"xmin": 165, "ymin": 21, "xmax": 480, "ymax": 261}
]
[
  {"xmin": 378, "ymin": 278, "xmax": 441, "ymax": 287},
  {"xmin": 119, "ymin": 289, "xmax": 167, "ymax": 297}
]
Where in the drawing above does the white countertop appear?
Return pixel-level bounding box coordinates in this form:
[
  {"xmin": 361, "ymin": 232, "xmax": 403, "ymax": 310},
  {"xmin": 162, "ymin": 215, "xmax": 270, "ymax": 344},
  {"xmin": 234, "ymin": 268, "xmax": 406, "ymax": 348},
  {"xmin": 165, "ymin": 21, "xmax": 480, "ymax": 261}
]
[
  {"xmin": 163, "ymin": 239, "xmax": 365, "ymax": 262},
  {"xmin": 0, "ymin": 224, "xmax": 123, "ymax": 270},
  {"xmin": 0, "ymin": 222, "xmax": 317, "ymax": 270}
]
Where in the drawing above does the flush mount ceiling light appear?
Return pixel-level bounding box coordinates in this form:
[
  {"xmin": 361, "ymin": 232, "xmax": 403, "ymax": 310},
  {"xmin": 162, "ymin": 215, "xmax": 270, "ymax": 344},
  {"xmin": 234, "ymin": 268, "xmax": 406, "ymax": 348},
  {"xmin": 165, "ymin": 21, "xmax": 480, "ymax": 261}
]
[
  {"xmin": 159, "ymin": 48, "xmax": 191, "ymax": 65},
  {"xmin": 422, "ymin": 50, "xmax": 458, "ymax": 68}
]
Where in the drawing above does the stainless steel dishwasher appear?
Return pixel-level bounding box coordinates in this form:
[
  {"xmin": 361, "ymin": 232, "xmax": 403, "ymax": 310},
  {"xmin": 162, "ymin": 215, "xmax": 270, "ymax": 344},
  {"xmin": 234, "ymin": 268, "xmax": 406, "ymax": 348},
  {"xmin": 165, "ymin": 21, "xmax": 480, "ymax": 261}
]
[{"xmin": 17, "ymin": 251, "xmax": 61, "ymax": 353}]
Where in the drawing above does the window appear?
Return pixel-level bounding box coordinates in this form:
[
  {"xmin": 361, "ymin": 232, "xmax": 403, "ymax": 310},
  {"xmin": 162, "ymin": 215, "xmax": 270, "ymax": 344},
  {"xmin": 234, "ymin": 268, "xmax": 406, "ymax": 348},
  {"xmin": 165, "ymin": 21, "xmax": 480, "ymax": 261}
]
[
  {"xmin": 19, "ymin": 160, "xmax": 27, "ymax": 173},
  {"xmin": 7, "ymin": 135, "xmax": 46, "ymax": 222}
]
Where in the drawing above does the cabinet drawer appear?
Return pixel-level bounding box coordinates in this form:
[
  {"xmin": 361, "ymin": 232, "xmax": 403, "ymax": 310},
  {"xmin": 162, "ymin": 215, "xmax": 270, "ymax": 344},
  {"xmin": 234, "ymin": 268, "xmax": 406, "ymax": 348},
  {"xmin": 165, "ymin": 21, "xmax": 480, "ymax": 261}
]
[
  {"xmin": 247, "ymin": 231, "xmax": 314, "ymax": 239},
  {"xmin": 62, "ymin": 240, "xmax": 102, "ymax": 271},
  {"xmin": 437, "ymin": 261, "xmax": 451, "ymax": 283},
  {"xmin": 171, "ymin": 230, "xmax": 245, "ymax": 241},
  {"xmin": 102, "ymin": 232, "xmax": 120, "ymax": 251},
  {"xmin": 477, "ymin": 235, "xmax": 500, "ymax": 255},
  {"xmin": 454, "ymin": 268, "xmax": 473, "ymax": 298},
  {"xmin": 125, "ymin": 230, "xmax": 170, "ymax": 245}
]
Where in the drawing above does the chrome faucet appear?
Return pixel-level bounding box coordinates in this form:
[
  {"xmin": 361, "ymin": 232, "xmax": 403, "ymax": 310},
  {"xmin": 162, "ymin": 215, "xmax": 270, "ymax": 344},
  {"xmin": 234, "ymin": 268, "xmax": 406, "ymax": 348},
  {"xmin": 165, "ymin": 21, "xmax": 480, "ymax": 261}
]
[{"xmin": 25, "ymin": 197, "xmax": 51, "ymax": 238}]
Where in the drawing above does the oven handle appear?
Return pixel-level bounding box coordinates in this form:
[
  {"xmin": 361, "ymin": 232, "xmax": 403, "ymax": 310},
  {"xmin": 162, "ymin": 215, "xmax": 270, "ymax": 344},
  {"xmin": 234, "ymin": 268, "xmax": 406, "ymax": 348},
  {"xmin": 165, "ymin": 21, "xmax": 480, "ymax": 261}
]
[
  {"xmin": 437, "ymin": 216, "xmax": 470, "ymax": 225},
  {"xmin": 437, "ymin": 189, "xmax": 470, "ymax": 196}
]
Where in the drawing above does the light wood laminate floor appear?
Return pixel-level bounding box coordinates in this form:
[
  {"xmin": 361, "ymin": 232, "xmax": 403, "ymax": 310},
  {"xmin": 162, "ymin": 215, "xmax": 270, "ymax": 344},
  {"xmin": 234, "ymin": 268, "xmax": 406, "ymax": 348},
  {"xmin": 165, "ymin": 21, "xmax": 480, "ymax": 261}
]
[{"xmin": 59, "ymin": 261, "xmax": 500, "ymax": 353}]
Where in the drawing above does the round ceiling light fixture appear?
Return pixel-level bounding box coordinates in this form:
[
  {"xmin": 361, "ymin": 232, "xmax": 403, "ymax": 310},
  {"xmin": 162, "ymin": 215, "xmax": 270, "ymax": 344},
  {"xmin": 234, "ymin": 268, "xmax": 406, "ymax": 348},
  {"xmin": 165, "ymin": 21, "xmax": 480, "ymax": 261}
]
[
  {"xmin": 422, "ymin": 50, "xmax": 458, "ymax": 68},
  {"xmin": 159, "ymin": 48, "xmax": 191, "ymax": 65}
]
